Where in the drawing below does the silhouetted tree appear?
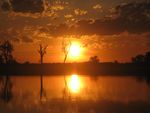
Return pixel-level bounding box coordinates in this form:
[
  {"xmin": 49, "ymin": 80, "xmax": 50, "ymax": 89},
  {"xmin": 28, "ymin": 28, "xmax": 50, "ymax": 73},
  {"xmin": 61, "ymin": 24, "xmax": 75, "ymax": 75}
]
[
  {"xmin": 144, "ymin": 52, "xmax": 150, "ymax": 64},
  {"xmin": 38, "ymin": 44, "xmax": 48, "ymax": 101},
  {"xmin": 131, "ymin": 54, "xmax": 145, "ymax": 64},
  {"xmin": 0, "ymin": 41, "xmax": 14, "ymax": 102},
  {"xmin": 89, "ymin": 56, "xmax": 100, "ymax": 63},
  {"xmin": 38, "ymin": 44, "xmax": 48, "ymax": 64},
  {"xmin": 62, "ymin": 40, "xmax": 71, "ymax": 63},
  {"xmin": 132, "ymin": 52, "xmax": 150, "ymax": 85},
  {"xmin": 62, "ymin": 39, "xmax": 71, "ymax": 100},
  {"xmin": 0, "ymin": 40, "xmax": 14, "ymax": 64}
]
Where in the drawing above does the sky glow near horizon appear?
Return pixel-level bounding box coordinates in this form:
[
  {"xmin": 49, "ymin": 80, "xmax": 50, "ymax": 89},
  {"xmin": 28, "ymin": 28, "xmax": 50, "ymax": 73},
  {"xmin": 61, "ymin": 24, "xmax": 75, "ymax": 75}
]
[{"xmin": 0, "ymin": 0, "xmax": 150, "ymax": 63}]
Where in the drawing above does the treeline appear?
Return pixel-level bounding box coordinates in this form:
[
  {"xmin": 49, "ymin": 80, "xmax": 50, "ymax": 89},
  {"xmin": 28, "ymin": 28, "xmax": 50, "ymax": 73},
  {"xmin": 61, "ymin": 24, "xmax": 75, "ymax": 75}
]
[{"xmin": 132, "ymin": 52, "xmax": 150, "ymax": 64}]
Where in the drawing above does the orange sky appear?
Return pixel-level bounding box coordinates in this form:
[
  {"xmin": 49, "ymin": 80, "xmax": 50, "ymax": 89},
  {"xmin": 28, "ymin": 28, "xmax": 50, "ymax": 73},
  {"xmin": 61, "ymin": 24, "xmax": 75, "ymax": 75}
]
[
  {"xmin": 13, "ymin": 36, "xmax": 150, "ymax": 63},
  {"xmin": 0, "ymin": 0, "xmax": 150, "ymax": 63}
]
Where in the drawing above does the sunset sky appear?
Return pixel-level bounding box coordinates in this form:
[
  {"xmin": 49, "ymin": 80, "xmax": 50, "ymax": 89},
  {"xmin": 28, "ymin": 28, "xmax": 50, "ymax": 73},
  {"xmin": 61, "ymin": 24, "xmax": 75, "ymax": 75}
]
[{"xmin": 0, "ymin": 0, "xmax": 150, "ymax": 63}]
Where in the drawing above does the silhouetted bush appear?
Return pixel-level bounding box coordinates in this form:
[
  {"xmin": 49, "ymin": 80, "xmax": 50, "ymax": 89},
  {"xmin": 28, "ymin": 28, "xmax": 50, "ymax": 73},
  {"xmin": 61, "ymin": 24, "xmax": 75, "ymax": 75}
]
[
  {"xmin": 131, "ymin": 51, "xmax": 150, "ymax": 64},
  {"xmin": 145, "ymin": 52, "xmax": 150, "ymax": 64},
  {"xmin": 89, "ymin": 56, "xmax": 100, "ymax": 63}
]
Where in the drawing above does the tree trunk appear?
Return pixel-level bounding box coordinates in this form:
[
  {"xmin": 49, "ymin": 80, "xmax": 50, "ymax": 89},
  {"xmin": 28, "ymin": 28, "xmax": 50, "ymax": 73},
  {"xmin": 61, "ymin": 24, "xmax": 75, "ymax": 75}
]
[{"xmin": 40, "ymin": 55, "xmax": 44, "ymax": 100}]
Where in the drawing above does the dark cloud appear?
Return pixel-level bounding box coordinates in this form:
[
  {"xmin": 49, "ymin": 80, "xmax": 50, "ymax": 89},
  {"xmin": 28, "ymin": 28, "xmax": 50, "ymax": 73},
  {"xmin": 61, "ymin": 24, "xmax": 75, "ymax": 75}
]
[
  {"xmin": 38, "ymin": 2, "xmax": 150, "ymax": 37},
  {"xmin": 1, "ymin": 1, "xmax": 10, "ymax": 11},
  {"xmin": 0, "ymin": 27, "xmax": 34, "ymax": 43},
  {"xmin": 74, "ymin": 19, "xmax": 124, "ymax": 35},
  {"xmin": 73, "ymin": 2, "xmax": 150, "ymax": 35},
  {"xmin": 1, "ymin": 0, "xmax": 44, "ymax": 13},
  {"xmin": 1, "ymin": 1, "xmax": 150, "ymax": 41},
  {"xmin": 11, "ymin": 0, "xmax": 44, "ymax": 13},
  {"xmin": 114, "ymin": 2, "xmax": 150, "ymax": 32}
]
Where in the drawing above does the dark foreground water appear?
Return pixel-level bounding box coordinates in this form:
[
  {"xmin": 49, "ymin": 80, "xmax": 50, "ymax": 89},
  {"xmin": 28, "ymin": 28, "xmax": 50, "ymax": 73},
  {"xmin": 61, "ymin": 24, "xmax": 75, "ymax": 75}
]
[{"xmin": 0, "ymin": 75, "xmax": 150, "ymax": 113}]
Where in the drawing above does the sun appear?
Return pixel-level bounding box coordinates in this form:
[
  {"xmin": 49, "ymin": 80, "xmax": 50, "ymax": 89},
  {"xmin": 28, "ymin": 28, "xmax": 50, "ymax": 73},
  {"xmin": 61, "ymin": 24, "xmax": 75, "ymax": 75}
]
[
  {"xmin": 68, "ymin": 74, "xmax": 80, "ymax": 93},
  {"xmin": 69, "ymin": 43, "xmax": 81, "ymax": 57}
]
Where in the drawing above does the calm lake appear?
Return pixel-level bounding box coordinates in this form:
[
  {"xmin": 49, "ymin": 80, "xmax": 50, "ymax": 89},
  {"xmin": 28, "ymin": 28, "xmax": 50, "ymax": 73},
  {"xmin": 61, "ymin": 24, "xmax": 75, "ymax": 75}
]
[{"xmin": 0, "ymin": 75, "xmax": 150, "ymax": 113}]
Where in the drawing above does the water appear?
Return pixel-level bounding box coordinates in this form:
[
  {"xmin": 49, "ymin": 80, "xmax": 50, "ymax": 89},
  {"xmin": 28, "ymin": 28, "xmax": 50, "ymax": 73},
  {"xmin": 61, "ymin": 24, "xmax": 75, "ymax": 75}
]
[{"xmin": 0, "ymin": 75, "xmax": 150, "ymax": 113}]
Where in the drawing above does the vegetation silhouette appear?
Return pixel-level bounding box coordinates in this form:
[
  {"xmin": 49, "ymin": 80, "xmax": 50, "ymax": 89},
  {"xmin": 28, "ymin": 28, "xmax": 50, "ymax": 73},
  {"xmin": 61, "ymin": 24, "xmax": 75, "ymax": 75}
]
[
  {"xmin": 0, "ymin": 40, "xmax": 13, "ymax": 102},
  {"xmin": 132, "ymin": 55, "xmax": 145, "ymax": 64},
  {"xmin": 0, "ymin": 41, "xmax": 149, "ymax": 93},
  {"xmin": 38, "ymin": 44, "xmax": 48, "ymax": 101},
  {"xmin": 89, "ymin": 55, "xmax": 100, "ymax": 63},
  {"xmin": 61, "ymin": 39, "xmax": 79, "ymax": 113},
  {"xmin": 61, "ymin": 39, "xmax": 71, "ymax": 100},
  {"xmin": 0, "ymin": 40, "xmax": 17, "ymax": 64},
  {"xmin": 132, "ymin": 52, "xmax": 150, "ymax": 64},
  {"xmin": 0, "ymin": 40, "xmax": 149, "ymax": 113},
  {"xmin": 145, "ymin": 52, "xmax": 150, "ymax": 64},
  {"xmin": 131, "ymin": 52, "xmax": 150, "ymax": 84}
]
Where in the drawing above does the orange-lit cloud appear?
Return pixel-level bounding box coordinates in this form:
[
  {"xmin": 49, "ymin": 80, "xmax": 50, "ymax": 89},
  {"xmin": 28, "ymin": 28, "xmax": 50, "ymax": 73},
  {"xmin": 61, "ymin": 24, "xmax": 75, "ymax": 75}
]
[
  {"xmin": 93, "ymin": 4, "xmax": 102, "ymax": 11},
  {"xmin": 74, "ymin": 8, "xmax": 88, "ymax": 16}
]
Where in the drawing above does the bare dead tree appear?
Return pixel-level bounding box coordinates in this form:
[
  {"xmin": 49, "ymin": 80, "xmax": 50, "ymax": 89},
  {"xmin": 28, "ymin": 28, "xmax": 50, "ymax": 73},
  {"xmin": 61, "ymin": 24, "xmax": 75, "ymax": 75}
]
[
  {"xmin": 38, "ymin": 44, "xmax": 48, "ymax": 101},
  {"xmin": 62, "ymin": 39, "xmax": 72, "ymax": 100},
  {"xmin": 38, "ymin": 44, "xmax": 48, "ymax": 64}
]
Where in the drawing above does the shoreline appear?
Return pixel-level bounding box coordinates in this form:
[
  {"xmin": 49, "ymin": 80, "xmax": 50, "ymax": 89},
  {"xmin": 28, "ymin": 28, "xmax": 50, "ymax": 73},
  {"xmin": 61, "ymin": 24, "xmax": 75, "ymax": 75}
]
[{"xmin": 0, "ymin": 63, "xmax": 149, "ymax": 76}]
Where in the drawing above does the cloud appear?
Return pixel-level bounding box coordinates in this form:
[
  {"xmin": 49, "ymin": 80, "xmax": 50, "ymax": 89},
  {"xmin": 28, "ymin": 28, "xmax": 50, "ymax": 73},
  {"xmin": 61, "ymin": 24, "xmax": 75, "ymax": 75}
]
[
  {"xmin": 0, "ymin": 29, "xmax": 20, "ymax": 42},
  {"xmin": 51, "ymin": 4, "xmax": 64, "ymax": 11},
  {"xmin": 74, "ymin": 8, "xmax": 87, "ymax": 16},
  {"xmin": 1, "ymin": 0, "xmax": 44, "ymax": 13},
  {"xmin": 50, "ymin": 1, "xmax": 68, "ymax": 11},
  {"xmin": 64, "ymin": 14, "xmax": 73, "ymax": 19},
  {"xmin": 0, "ymin": 0, "xmax": 69, "ymax": 18},
  {"xmin": 0, "ymin": 25, "xmax": 36, "ymax": 43},
  {"xmin": 93, "ymin": 4, "xmax": 102, "ymax": 10},
  {"xmin": 1, "ymin": 1, "xmax": 150, "ymax": 43},
  {"xmin": 37, "ymin": 2, "xmax": 150, "ymax": 37},
  {"xmin": 1, "ymin": 1, "xmax": 10, "ymax": 11},
  {"xmin": 73, "ymin": 2, "xmax": 150, "ymax": 35}
]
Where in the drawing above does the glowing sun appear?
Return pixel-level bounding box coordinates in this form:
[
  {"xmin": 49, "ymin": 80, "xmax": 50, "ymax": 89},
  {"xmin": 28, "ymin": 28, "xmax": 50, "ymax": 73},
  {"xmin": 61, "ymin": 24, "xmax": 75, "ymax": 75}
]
[
  {"xmin": 69, "ymin": 43, "xmax": 81, "ymax": 57},
  {"xmin": 68, "ymin": 74, "xmax": 80, "ymax": 93}
]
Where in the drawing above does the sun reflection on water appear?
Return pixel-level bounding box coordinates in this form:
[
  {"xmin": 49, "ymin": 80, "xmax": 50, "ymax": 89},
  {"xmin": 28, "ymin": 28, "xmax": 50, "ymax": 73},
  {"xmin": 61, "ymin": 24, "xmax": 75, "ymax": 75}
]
[{"xmin": 68, "ymin": 74, "xmax": 82, "ymax": 93}]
